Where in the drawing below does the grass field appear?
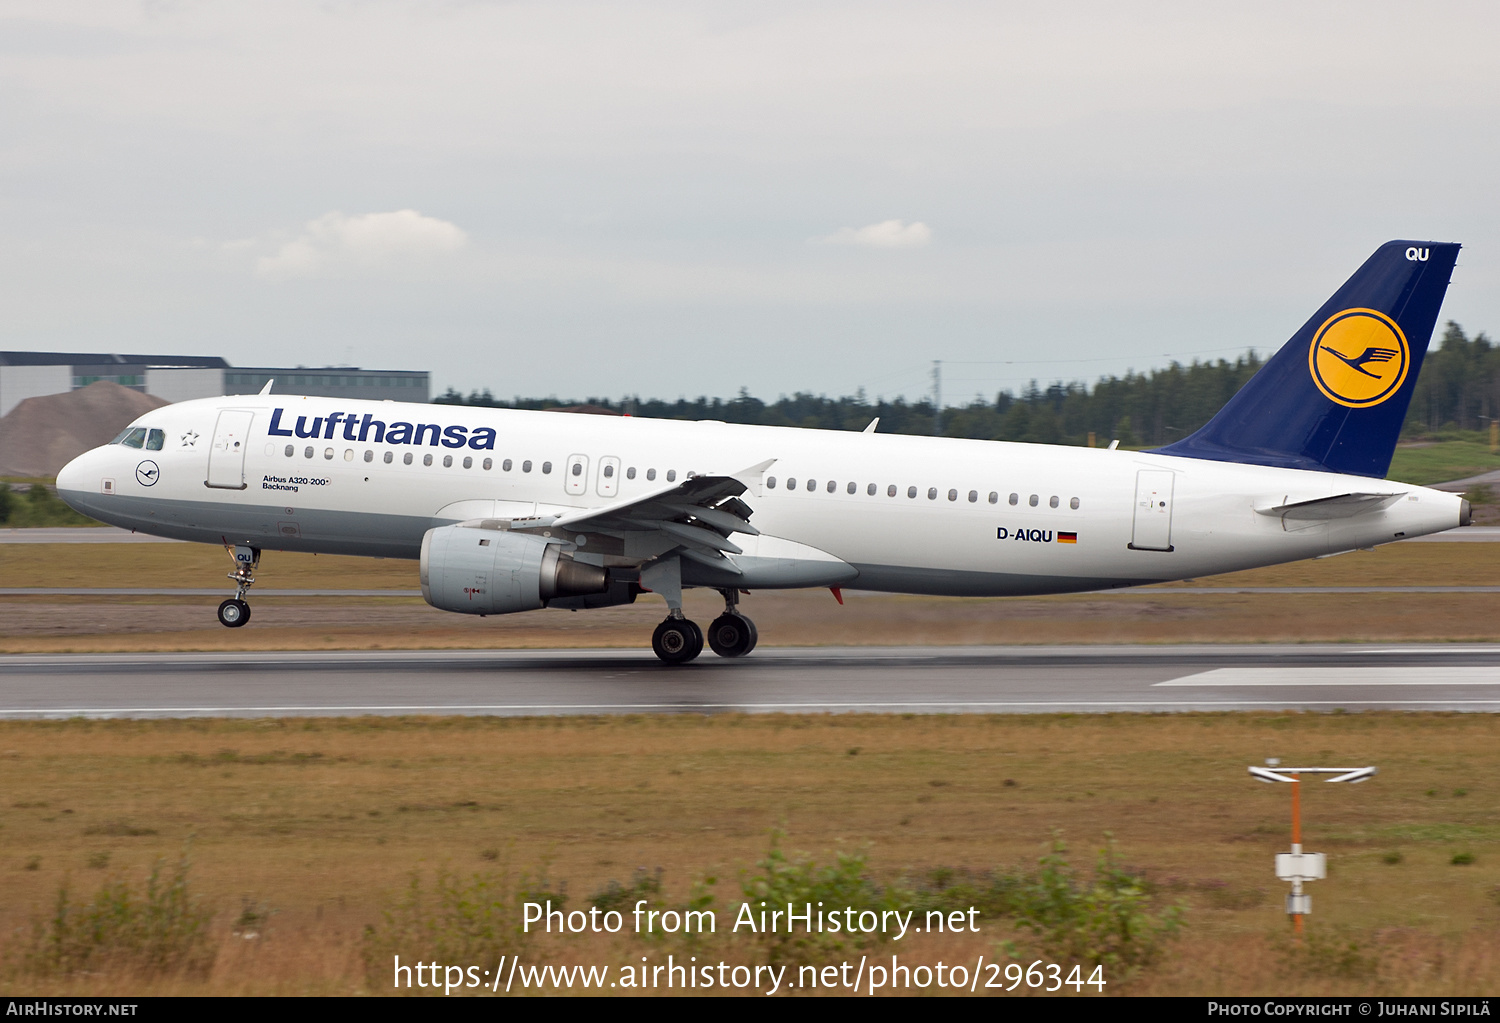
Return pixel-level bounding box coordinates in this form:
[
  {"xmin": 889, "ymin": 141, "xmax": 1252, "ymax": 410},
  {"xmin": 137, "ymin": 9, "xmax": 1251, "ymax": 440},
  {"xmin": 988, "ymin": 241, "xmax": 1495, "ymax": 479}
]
[
  {"xmin": 2, "ymin": 477, "xmax": 1498, "ymax": 996},
  {"xmin": 2, "ymin": 540, "xmax": 1496, "ymax": 653},
  {"xmin": 0, "ymin": 714, "xmax": 1496, "ymax": 996},
  {"xmin": 1387, "ymin": 439, "xmax": 1500, "ymax": 487}
]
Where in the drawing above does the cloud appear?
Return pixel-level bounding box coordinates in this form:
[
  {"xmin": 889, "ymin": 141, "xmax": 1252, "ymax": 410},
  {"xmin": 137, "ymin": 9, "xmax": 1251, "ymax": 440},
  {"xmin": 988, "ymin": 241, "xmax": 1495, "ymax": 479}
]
[
  {"xmin": 255, "ymin": 210, "xmax": 467, "ymax": 279},
  {"xmin": 815, "ymin": 220, "xmax": 932, "ymax": 249}
]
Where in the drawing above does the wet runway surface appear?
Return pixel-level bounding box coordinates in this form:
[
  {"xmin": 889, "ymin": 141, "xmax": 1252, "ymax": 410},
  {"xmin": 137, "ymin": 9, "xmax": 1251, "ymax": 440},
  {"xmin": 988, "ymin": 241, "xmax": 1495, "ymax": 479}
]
[{"xmin": 1, "ymin": 644, "xmax": 1498, "ymax": 718}]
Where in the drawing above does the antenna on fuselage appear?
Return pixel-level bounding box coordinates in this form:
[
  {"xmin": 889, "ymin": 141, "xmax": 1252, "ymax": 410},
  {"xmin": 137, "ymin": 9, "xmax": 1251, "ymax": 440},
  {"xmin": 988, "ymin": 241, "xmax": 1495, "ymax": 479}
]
[{"xmin": 258, "ymin": 379, "xmax": 274, "ymax": 395}]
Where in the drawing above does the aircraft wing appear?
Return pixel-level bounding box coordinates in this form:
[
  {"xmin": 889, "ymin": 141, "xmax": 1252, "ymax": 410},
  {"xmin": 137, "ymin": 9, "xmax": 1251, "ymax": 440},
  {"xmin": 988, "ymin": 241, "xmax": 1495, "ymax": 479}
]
[{"xmin": 522, "ymin": 459, "xmax": 776, "ymax": 572}]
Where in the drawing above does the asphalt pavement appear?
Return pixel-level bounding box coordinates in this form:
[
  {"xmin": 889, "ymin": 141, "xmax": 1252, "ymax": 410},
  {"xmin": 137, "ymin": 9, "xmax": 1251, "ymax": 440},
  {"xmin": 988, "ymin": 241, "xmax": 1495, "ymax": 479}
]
[{"xmin": 2, "ymin": 645, "xmax": 1497, "ymax": 718}]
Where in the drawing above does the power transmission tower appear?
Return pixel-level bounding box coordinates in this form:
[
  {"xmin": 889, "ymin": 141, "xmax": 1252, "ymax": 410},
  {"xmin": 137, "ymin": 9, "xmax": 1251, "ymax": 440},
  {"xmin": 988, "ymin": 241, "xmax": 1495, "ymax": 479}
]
[{"xmin": 932, "ymin": 360, "xmax": 942, "ymax": 436}]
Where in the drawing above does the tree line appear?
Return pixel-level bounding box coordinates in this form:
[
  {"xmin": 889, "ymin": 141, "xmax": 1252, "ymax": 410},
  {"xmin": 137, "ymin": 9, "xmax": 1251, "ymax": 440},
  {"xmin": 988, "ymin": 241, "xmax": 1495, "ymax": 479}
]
[{"xmin": 435, "ymin": 321, "xmax": 1487, "ymax": 445}]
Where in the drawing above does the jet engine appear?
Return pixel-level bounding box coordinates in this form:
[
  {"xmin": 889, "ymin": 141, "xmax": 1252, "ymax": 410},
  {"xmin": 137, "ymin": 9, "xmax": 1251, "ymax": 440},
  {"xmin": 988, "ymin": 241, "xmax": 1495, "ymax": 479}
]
[{"xmin": 420, "ymin": 524, "xmax": 609, "ymax": 615}]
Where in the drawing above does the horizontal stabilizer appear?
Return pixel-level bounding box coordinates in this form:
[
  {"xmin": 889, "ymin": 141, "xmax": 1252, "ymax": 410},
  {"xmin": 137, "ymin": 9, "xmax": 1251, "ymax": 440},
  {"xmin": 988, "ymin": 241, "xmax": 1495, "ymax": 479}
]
[{"xmin": 1255, "ymin": 492, "xmax": 1405, "ymax": 520}]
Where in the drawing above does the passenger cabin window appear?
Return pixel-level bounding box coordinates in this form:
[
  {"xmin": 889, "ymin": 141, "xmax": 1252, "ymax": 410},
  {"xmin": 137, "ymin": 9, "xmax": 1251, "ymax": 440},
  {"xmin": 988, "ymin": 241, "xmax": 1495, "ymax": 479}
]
[
  {"xmin": 948, "ymin": 489, "xmax": 958, "ymax": 501},
  {"xmin": 646, "ymin": 468, "xmax": 656, "ymax": 481},
  {"xmin": 285, "ymin": 445, "xmax": 295, "ymax": 457},
  {"xmin": 324, "ymin": 447, "xmax": 334, "ymax": 460},
  {"xmin": 403, "ymin": 453, "xmax": 413, "ymax": 465},
  {"xmin": 571, "ymin": 463, "xmax": 583, "ymax": 476},
  {"xmin": 1049, "ymin": 495, "xmax": 1059, "ymax": 508},
  {"xmin": 503, "ymin": 459, "xmax": 512, "ymax": 471},
  {"xmin": 666, "ymin": 470, "xmax": 676, "ymax": 482},
  {"xmin": 424, "ymin": 454, "xmax": 433, "ymax": 467},
  {"xmin": 522, "ymin": 460, "xmax": 532, "ymax": 473},
  {"xmin": 887, "ymin": 485, "xmax": 897, "ymax": 497},
  {"xmin": 384, "ymin": 452, "xmax": 393, "ymax": 464},
  {"xmin": 305, "ymin": 447, "xmax": 315, "ymax": 459},
  {"xmin": 1009, "ymin": 493, "xmax": 1019, "ymax": 505},
  {"xmin": 847, "ymin": 482, "xmax": 856, "ymax": 494},
  {"xmin": 806, "ymin": 479, "xmax": 816, "ymax": 492},
  {"xmin": 1070, "ymin": 497, "xmax": 1080, "ymax": 509},
  {"xmin": 766, "ymin": 476, "xmax": 777, "ymax": 489},
  {"xmin": 603, "ymin": 465, "xmax": 614, "ymax": 478},
  {"xmin": 927, "ymin": 487, "xmax": 937, "ymax": 500},
  {"xmin": 968, "ymin": 490, "xmax": 978, "ymax": 503},
  {"xmin": 145, "ymin": 429, "xmax": 165, "ymax": 451},
  {"xmin": 1029, "ymin": 494, "xmax": 1039, "ymax": 507},
  {"xmin": 344, "ymin": 449, "xmax": 354, "ymax": 461},
  {"xmin": 364, "ymin": 450, "xmax": 373, "ymax": 462},
  {"xmin": 989, "ymin": 492, "xmax": 999, "ymax": 504},
  {"xmin": 828, "ymin": 480, "xmax": 838, "ymax": 493},
  {"xmin": 542, "ymin": 461, "xmax": 552, "ymax": 474},
  {"xmin": 626, "ymin": 467, "xmax": 636, "ymax": 479},
  {"xmin": 907, "ymin": 486, "xmax": 917, "ymax": 499},
  {"xmin": 483, "ymin": 458, "xmax": 492, "ymax": 470},
  {"xmin": 867, "ymin": 483, "xmax": 876, "ymax": 496},
  {"xmin": 463, "ymin": 456, "xmax": 473, "ymax": 469},
  {"xmin": 787, "ymin": 478, "xmax": 797, "ymax": 490},
  {"xmin": 443, "ymin": 455, "xmax": 453, "ymax": 468}
]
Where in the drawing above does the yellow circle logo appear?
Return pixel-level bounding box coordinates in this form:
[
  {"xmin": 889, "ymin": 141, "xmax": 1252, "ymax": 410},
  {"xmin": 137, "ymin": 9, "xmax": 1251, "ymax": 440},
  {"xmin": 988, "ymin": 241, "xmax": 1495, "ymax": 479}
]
[{"xmin": 1308, "ymin": 308, "xmax": 1409, "ymax": 408}]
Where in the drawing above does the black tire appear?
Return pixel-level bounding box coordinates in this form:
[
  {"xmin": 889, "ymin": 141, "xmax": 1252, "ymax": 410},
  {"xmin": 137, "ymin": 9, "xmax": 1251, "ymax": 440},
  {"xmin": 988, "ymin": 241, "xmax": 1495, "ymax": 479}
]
[
  {"xmin": 652, "ymin": 617, "xmax": 702, "ymax": 664},
  {"xmin": 217, "ymin": 598, "xmax": 251, "ymax": 628},
  {"xmin": 707, "ymin": 613, "xmax": 756, "ymax": 658},
  {"xmin": 684, "ymin": 618, "xmax": 704, "ymax": 660}
]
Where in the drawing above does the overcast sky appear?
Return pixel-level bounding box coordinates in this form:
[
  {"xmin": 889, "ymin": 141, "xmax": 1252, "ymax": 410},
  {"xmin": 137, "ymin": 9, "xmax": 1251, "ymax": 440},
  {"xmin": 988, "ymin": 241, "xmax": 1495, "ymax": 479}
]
[{"xmin": 2, "ymin": 1, "xmax": 1496, "ymax": 404}]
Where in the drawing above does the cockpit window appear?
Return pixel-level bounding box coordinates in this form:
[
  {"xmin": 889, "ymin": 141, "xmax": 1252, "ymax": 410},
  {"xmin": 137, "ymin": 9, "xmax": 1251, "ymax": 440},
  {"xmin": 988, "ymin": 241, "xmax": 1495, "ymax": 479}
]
[
  {"xmin": 145, "ymin": 429, "xmax": 165, "ymax": 451},
  {"xmin": 114, "ymin": 428, "xmax": 147, "ymax": 448}
]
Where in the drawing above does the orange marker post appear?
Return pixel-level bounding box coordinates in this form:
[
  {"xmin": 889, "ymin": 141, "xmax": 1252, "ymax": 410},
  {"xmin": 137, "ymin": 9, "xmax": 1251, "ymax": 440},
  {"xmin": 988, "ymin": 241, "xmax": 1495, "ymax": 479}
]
[{"xmin": 1249, "ymin": 761, "xmax": 1373, "ymax": 937}]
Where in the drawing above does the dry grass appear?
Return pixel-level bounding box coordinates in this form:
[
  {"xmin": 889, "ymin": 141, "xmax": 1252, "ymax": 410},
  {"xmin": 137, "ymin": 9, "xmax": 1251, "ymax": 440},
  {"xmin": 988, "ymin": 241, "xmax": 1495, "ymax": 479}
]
[
  {"xmin": 0, "ymin": 714, "xmax": 1498, "ymax": 995},
  {"xmin": 3, "ymin": 542, "xmax": 1499, "ymax": 653},
  {"xmin": 6, "ymin": 591, "xmax": 1500, "ymax": 653},
  {"xmin": 3, "ymin": 536, "xmax": 1494, "ymax": 590}
]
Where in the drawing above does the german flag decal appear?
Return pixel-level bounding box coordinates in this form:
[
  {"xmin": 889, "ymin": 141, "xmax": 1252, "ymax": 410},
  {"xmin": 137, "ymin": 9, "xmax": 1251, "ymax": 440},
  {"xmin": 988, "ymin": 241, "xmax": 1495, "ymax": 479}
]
[{"xmin": 1058, "ymin": 532, "xmax": 1078, "ymax": 544}]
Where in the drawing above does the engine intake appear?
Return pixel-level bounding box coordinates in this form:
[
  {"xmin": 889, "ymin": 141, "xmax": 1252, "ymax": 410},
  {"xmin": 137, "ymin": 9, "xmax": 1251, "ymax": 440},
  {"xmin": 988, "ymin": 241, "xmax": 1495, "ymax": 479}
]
[{"xmin": 420, "ymin": 524, "xmax": 607, "ymax": 615}]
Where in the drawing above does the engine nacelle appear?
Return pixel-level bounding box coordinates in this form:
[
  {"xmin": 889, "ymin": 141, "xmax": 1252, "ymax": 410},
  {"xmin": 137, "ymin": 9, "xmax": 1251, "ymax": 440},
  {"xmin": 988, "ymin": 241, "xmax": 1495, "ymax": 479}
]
[{"xmin": 420, "ymin": 524, "xmax": 608, "ymax": 615}]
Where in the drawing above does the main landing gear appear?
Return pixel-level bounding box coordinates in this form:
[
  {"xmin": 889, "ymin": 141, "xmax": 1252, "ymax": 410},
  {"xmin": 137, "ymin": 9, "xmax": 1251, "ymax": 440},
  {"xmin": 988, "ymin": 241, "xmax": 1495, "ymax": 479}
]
[
  {"xmin": 217, "ymin": 544, "xmax": 259, "ymax": 629},
  {"xmin": 649, "ymin": 588, "xmax": 758, "ymax": 664},
  {"xmin": 707, "ymin": 587, "xmax": 757, "ymax": 658}
]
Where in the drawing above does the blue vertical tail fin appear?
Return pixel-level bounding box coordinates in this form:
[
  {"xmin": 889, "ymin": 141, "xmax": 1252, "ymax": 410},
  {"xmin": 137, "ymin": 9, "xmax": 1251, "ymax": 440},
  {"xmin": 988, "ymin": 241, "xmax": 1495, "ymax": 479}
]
[{"xmin": 1152, "ymin": 240, "xmax": 1460, "ymax": 478}]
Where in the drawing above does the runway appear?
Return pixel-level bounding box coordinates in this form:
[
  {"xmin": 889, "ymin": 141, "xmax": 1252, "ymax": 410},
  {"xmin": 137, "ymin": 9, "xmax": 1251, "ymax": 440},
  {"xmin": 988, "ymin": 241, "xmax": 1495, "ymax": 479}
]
[{"xmin": 2, "ymin": 644, "xmax": 1498, "ymax": 718}]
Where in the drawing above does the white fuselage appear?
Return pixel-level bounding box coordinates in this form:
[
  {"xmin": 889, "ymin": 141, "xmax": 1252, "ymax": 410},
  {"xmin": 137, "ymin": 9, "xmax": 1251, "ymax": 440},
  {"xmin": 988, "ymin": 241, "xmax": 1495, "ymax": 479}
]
[{"xmin": 56, "ymin": 394, "xmax": 1466, "ymax": 597}]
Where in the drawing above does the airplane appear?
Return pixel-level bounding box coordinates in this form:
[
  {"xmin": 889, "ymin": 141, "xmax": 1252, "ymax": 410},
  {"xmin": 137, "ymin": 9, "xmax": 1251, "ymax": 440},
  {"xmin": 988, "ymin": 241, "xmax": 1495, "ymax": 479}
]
[{"xmin": 56, "ymin": 240, "xmax": 1470, "ymax": 663}]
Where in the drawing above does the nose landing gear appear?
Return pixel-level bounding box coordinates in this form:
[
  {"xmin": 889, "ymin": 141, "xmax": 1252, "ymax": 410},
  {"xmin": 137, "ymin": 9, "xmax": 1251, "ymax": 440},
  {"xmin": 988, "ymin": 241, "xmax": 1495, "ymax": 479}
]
[{"xmin": 217, "ymin": 544, "xmax": 259, "ymax": 628}]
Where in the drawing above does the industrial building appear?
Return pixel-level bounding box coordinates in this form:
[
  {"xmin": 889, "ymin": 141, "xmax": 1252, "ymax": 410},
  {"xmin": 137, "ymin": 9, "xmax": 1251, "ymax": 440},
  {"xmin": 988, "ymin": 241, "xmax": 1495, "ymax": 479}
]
[{"xmin": 0, "ymin": 352, "xmax": 429, "ymax": 417}]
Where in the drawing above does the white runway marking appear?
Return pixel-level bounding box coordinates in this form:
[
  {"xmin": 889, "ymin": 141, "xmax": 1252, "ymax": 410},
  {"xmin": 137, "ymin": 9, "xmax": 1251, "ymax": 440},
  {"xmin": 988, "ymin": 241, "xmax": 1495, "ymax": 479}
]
[{"xmin": 1158, "ymin": 667, "xmax": 1500, "ymax": 687}]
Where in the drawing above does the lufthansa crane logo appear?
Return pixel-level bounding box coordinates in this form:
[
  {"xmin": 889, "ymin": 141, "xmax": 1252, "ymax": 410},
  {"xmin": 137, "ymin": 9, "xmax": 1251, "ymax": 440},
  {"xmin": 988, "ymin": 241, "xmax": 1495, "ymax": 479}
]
[
  {"xmin": 1308, "ymin": 308, "xmax": 1410, "ymax": 408},
  {"xmin": 135, "ymin": 460, "xmax": 160, "ymax": 487}
]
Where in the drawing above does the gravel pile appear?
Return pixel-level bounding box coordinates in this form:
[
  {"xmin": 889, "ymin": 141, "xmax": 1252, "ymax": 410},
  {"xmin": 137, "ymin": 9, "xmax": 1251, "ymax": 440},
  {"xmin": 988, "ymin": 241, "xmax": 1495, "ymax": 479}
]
[{"xmin": 0, "ymin": 381, "xmax": 167, "ymax": 477}]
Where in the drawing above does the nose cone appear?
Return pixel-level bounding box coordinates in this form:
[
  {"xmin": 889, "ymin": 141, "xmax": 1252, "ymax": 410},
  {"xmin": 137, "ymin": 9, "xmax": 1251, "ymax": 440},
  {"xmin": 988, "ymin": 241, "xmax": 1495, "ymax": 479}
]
[
  {"xmin": 55, "ymin": 451, "xmax": 87, "ymax": 502},
  {"xmin": 54, "ymin": 446, "xmax": 106, "ymax": 518}
]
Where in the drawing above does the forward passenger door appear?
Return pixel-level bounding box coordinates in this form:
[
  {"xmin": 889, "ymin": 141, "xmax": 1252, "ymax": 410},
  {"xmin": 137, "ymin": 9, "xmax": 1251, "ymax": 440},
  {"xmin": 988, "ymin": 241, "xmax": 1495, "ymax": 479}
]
[{"xmin": 206, "ymin": 410, "xmax": 253, "ymax": 490}]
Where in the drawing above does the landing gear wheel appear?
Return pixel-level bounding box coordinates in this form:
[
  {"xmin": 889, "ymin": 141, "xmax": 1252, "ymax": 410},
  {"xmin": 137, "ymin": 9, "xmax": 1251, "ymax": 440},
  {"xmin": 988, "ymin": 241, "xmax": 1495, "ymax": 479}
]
[
  {"xmin": 707, "ymin": 613, "xmax": 757, "ymax": 658},
  {"xmin": 652, "ymin": 617, "xmax": 703, "ymax": 664},
  {"xmin": 217, "ymin": 598, "xmax": 251, "ymax": 628}
]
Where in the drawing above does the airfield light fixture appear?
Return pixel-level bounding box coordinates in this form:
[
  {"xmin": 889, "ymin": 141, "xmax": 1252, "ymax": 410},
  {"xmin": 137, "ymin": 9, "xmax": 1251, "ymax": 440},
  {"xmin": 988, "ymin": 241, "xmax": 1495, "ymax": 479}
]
[{"xmin": 1247, "ymin": 760, "xmax": 1377, "ymax": 935}]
